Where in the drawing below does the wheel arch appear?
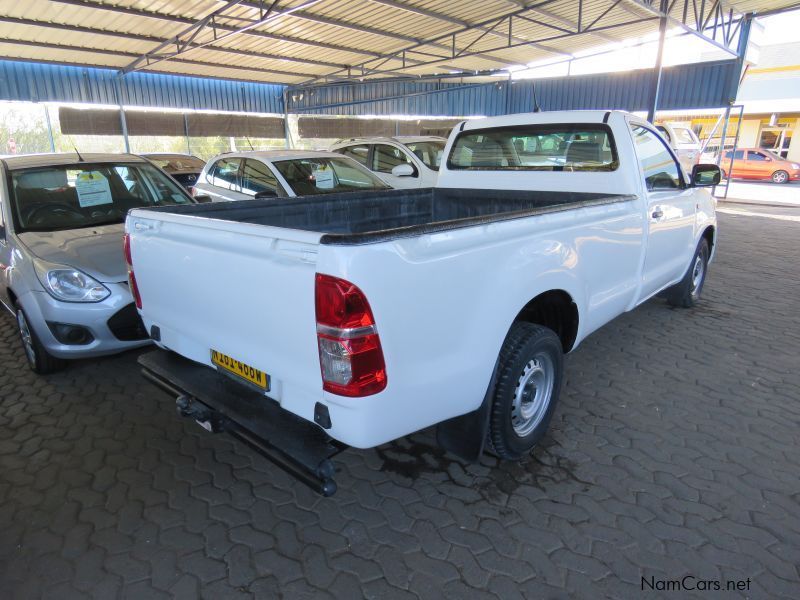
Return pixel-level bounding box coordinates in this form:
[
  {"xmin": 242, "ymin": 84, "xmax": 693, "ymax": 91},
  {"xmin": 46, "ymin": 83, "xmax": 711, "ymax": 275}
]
[{"xmin": 513, "ymin": 289, "xmax": 579, "ymax": 353}]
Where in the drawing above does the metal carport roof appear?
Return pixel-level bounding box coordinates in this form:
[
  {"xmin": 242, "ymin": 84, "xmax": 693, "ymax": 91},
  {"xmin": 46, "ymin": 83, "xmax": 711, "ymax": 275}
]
[{"xmin": 0, "ymin": 1, "xmax": 797, "ymax": 86}]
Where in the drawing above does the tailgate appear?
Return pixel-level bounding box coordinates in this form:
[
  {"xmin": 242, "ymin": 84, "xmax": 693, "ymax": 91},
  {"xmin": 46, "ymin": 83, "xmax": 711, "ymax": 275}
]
[{"xmin": 126, "ymin": 210, "xmax": 324, "ymax": 420}]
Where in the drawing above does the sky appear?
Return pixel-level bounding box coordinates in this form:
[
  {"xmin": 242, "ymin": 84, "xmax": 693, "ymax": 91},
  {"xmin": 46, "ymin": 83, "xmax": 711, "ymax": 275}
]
[{"xmin": 505, "ymin": 8, "xmax": 800, "ymax": 80}]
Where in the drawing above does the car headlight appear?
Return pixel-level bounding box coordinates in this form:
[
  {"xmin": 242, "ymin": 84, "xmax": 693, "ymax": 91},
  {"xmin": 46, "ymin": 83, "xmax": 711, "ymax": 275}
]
[
  {"xmin": 34, "ymin": 260, "xmax": 110, "ymax": 302},
  {"xmin": 792, "ymin": 163, "xmax": 800, "ymax": 170}
]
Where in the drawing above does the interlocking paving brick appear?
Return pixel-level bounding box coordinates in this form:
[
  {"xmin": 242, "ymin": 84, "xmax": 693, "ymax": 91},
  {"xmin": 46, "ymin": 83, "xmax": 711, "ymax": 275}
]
[{"xmin": 1, "ymin": 213, "xmax": 799, "ymax": 598}]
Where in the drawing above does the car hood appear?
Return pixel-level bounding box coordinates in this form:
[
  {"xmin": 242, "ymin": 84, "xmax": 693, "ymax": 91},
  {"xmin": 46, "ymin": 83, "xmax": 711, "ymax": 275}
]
[{"xmin": 18, "ymin": 224, "xmax": 128, "ymax": 283}]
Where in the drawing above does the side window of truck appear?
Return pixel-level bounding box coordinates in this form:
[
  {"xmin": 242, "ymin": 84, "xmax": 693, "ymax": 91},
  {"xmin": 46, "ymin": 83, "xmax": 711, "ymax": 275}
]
[
  {"xmin": 208, "ymin": 158, "xmax": 242, "ymax": 191},
  {"xmin": 630, "ymin": 126, "xmax": 682, "ymax": 191},
  {"xmin": 240, "ymin": 159, "xmax": 280, "ymax": 196}
]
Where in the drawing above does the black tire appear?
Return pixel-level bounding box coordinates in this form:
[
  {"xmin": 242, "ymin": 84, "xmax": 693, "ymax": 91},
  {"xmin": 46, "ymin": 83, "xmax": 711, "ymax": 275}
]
[
  {"xmin": 15, "ymin": 304, "xmax": 67, "ymax": 374},
  {"xmin": 667, "ymin": 239, "xmax": 709, "ymax": 308},
  {"xmin": 488, "ymin": 322, "xmax": 564, "ymax": 460},
  {"xmin": 771, "ymin": 170, "xmax": 789, "ymax": 184}
]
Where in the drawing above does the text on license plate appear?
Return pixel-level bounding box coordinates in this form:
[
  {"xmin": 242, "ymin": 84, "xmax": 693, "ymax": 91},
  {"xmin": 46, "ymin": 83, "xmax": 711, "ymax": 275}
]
[{"xmin": 211, "ymin": 350, "xmax": 269, "ymax": 390}]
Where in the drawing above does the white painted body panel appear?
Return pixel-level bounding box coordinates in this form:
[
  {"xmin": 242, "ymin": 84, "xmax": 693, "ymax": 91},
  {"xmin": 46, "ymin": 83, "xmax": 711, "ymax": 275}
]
[{"xmin": 127, "ymin": 111, "xmax": 717, "ymax": 449}]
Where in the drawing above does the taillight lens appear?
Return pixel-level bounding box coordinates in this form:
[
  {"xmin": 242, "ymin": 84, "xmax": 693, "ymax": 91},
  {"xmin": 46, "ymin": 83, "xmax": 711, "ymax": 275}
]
[
  {"xmin": 123, "ymin": 233, "xmax": 143, "ymax": 310},
  {"xmin": 315, "ymin": 274, "xmax": 386, "ymax": 397}
]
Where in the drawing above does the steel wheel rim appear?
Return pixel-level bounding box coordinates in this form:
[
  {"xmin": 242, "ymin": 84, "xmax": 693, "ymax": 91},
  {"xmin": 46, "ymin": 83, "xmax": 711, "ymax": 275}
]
[
  {"xmin": 511, "ymin": 352, "xmax": 554, "ymax": 437},
  {"xmin": 690, "ymin": 254, "xmax": 705, "ymax": 298},
  {"xmin": 17, "ymin": 311, "xmax": 36, "ymax": 366},
  {"xmin": 774, "ymin": 171, "xmax": 787, "ymax": 183}
]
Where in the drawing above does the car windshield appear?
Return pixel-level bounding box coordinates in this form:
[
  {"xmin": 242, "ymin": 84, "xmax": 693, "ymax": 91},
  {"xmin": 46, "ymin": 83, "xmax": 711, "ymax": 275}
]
[
  {"xmin": 403, "ymin": 141, "xmax": 446, "ymax": 170},
  {"xmin": 146, "ymin": 155, "xmax": 205, "ymax": 172},
  {"xmin": 10, "ymin": 162, "xmax": 192, "ymax": 233},
  {"xmin": 272, "ymin": 157, "xmax": 390, "ymax": 196}
]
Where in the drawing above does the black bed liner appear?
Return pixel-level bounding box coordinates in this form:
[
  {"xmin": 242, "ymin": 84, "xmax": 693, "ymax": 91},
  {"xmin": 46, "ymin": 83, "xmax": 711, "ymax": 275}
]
[{"xmin": 144, "ymin": 187, "xmax": 635, "ymax": 246}]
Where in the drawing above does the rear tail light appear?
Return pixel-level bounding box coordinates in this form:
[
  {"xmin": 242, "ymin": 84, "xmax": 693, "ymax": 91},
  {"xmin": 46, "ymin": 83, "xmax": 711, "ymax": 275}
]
[
  {"xmin": 315, "ymin": 274, "xmax": 387, "ymax": 397},
  {"xmin": 123, "ymin": 233, "xmax": 142, "ymax": 309}
]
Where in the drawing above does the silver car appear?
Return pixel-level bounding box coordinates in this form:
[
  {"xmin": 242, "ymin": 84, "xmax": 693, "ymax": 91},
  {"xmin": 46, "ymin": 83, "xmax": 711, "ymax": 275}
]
[{"xmin": 0, "ymin": 153, "xmax": 196, "ymax": 373}]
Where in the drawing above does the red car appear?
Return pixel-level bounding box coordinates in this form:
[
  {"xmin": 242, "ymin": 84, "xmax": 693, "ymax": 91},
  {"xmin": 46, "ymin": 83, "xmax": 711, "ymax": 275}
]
[{"xmin": 721, "ymin": 148, "xmax": 800, "ymax": 184}]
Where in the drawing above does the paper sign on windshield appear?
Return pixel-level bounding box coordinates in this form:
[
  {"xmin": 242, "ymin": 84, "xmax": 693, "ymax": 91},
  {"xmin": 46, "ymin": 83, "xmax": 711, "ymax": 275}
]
[
  {"xmin": 75, "ymin": 171, "xmax": 113, "ymax": 207},
  {"xmin": 312, "ymin": 166, "xmax": 335, "ymax": 189}
]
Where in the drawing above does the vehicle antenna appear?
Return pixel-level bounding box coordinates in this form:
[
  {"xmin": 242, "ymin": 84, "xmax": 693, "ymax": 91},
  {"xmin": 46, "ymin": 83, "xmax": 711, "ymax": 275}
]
[
  {"xmin": 246, "ymin": 137, "xmax": 255, "ymax": 150},
  {"xmin": 69, "ymin": 136, "xmax": 85, "ymax": 161},
  {"xmin": 532, "ymin": 81, "xmax": 541, "ymax": 113}
]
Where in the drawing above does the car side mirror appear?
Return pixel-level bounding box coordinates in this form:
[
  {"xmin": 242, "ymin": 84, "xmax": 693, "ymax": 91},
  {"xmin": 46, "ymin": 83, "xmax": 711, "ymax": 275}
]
[
  {"xmin": 255, "ymin": 189, "xmax": 278, "ymax": 199},
  {"xmin": 193, "ymin": 194, "xmax": 213, "ymax": 203},
  {"xmin": 691, "ymin": 164, "xmax": 721, "ymax": 187},
  {"xmin": 391, "ymin": 163, "xmax": 415, "ymax": 177}
]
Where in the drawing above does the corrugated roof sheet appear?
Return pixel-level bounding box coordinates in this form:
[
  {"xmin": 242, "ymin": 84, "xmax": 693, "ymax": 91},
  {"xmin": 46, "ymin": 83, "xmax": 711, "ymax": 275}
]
[{"xmin": 0, "ymin": 0, "xmax": 793, "ymax": 84}]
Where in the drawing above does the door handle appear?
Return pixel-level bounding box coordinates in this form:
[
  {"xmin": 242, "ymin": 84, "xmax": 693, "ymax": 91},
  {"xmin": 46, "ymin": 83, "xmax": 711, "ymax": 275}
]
[{"xmin": 651, "ymin": 208, "xmax": 664, "ymax": 219}]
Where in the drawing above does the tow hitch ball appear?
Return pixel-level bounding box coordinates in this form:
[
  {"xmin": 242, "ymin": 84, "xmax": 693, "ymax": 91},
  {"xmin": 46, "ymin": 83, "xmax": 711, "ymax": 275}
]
[{"xmin": 176, "ymin": 395, "xmax": 226, "ymax": 433}]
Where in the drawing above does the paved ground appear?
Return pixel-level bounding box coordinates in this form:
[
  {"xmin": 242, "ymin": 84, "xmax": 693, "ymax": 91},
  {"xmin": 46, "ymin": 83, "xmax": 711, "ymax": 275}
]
[{"xmin": 1, "ymin": 212, "xmax": 799, "ymax": 599}]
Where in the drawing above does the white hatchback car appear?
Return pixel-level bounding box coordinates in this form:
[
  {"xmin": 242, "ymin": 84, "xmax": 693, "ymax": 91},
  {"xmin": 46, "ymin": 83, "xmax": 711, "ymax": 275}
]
[
  {"xmin": 192, "ymin": 150, "xmax": 390, "ymax": 201},
  {"xmin": 329, "ymin": 136, "xmax": 447, "ymax": 189}
]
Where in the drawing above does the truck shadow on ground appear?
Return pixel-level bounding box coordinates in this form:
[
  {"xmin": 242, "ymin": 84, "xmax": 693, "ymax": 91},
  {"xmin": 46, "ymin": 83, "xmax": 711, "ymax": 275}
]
[{"xmin": 373, "ymin": 432, "xmax": 590, "ymax": 504}]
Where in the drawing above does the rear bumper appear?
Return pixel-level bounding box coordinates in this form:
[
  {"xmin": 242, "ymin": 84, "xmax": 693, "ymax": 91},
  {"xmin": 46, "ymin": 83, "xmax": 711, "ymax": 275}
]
[{"xmin": 138, "ymin": 349, "xmax": 345, "ymax": 495}]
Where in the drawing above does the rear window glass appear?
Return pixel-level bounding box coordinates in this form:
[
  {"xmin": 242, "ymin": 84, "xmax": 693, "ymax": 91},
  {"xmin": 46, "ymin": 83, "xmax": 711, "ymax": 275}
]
[{"xmin": 447, "ymin": 124, "xmax": 618, "ymax": 171}]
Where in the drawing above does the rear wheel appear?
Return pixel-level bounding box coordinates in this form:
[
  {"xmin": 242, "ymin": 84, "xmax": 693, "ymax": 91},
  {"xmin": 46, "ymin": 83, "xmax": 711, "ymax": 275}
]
[
  {"xmin": 488, "ymin": 323, "xmax": 564, "ymax": 460},
  {"xmin": 667, "ymin": 239, "xmax": 709, "ymax": 308},
  {"xmin": 772, "ymin": 170, "xmax": 789, "ymax": 184},
  {"xmin": 15, "ymin": 305, "xmax": 66, "ymax": 374}
]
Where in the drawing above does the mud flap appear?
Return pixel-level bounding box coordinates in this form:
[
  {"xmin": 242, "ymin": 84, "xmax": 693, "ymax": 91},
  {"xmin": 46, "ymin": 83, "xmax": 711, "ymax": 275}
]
[{"xmin": 435, "ymin": 357, "xmax": 499, "ymax": 463}]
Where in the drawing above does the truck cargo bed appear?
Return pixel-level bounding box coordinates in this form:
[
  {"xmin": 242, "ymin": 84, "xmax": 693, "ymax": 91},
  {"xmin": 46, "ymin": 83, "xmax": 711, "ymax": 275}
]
[{"xmin": 141, "ymin": 187, "xmax": 633, "ymax": 245}]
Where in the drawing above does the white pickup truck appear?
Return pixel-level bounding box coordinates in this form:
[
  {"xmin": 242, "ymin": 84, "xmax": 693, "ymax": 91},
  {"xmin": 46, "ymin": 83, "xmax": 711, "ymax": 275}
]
[{"xmin": 126, "ymin": 110, "xmax": 719, "ymax": 495}]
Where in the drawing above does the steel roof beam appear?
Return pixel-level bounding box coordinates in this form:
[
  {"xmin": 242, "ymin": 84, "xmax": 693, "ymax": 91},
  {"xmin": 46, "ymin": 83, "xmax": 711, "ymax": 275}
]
[
  {"xmin": 123, "ymin": 0, "xmax": 331, "ymax": 73},
  {"xmin": 301, "ymin": 9, "xmax": 662, "ymax": 85},
  {"xmin": 366, "ymin": 0, "xmax": 572, "ymax": 57},
  {"xmin": 0, "ymin": 15, "xmax": 333, "ymax": 71},
  {"xmin": 47, "ymin": 0, "xmax": 384, "ymax": 58},
  {"xmin": 500, "ymin": 0, "xmax": 619, "ymax": 44},
  {"xmin": 242, "ymin": 2, "xmax": 522, "ymax": 68},
  {"xmin": 620, "ymin": 0, "xmax": 739, "ymax": 56}
]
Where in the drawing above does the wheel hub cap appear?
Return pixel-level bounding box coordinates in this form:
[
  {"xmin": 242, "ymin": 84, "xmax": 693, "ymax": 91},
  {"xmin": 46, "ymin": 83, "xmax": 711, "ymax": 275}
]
[
  {"xmin": 511, "ymin": 353, "xmax": 555, "ymax": 437},
  {"xmin": 691, "ymin": 255, "xmax": 705, "ymax": 297}
]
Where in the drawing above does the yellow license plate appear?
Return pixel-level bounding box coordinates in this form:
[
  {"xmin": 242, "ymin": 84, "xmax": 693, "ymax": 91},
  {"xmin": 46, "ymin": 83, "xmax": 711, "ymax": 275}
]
[{"xmin": 211, "ymin": 350, "xmax": 269, "ymax": 391}]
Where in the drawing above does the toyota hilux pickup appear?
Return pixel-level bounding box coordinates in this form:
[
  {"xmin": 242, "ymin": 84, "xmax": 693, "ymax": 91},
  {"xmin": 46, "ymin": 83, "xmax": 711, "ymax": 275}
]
[{"xmin": 126, "ymin": 111, "xmax": 720, "ymax": 495}]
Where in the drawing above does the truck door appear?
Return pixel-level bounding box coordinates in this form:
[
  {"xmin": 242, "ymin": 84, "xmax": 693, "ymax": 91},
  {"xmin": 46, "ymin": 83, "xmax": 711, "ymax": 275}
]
[{"xmin": 629, "ymin": 124, "xmax": 696, "ymax": 299}]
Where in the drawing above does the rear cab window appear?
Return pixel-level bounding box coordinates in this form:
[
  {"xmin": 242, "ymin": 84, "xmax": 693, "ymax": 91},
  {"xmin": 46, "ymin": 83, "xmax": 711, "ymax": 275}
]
[{"xmin": 447, "ymin": 124, "xmax": 619, "ymax": 171}]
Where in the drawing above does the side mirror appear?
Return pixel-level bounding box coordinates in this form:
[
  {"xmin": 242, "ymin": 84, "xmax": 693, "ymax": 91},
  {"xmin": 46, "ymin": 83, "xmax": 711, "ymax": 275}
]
[
  {"xmin": 193, "ymin": 194, "xmax": 213, "ymax": 204},
  {"xmin": 691, "ymin": 164, "xmax": 721, "ymax": 187},
  {"xmin": 391, "ymin": 163, "xmax": 415, "ymax": 177},
  {"xmin": 255, "ymin": 189, "xmax": 278, "ymax": 199}
]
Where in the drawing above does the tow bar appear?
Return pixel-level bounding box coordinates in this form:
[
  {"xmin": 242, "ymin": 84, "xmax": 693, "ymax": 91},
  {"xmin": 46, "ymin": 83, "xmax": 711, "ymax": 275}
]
[{"xmin": 139, "ymin": 350, "xmax": 344, "ymax": 497}]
